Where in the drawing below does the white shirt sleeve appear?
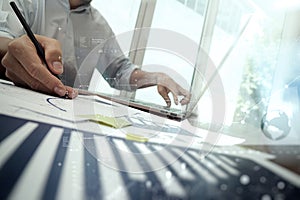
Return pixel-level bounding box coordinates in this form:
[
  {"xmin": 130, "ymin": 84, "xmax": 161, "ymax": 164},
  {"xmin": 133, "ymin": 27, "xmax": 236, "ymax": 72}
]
[{"xmin": 0, "ymin": 0, "xmax": 36, "ymax": 39}]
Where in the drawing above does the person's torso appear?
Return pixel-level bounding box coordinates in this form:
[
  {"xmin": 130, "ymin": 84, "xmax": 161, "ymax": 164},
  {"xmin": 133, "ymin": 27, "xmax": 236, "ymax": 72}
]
[{"xmin": 38, "ymin": 0, "xmax": 113, "ymax": 87}]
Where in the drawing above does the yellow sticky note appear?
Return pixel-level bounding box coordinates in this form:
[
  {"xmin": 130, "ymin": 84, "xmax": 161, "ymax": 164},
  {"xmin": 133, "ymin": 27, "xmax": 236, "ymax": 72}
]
[
  {"xmin": 79, "ymin": 114, "xmax": 132, "ymax": 129},
  {"xmin": 126, "ymin": 133, "xmax": 149, "ymax": 143}
]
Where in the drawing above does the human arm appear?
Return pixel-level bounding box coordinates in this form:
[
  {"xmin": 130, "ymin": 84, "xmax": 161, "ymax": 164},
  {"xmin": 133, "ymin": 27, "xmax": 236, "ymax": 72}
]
[
  {"xmin": 86, "ymin": 5, "xmax": 190, "ymax": 106},
  {"xmin": 94, "ymin": 33, "xmax": 190, "ymax": 107},
  {"xmin": 0, "ymin": 35, "xmax": 77, "ymax": 98}
]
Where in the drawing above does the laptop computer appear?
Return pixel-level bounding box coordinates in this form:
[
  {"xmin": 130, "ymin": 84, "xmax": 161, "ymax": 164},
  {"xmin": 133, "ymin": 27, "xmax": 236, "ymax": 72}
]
[{"xmin": 79, "ymin": 64, "xmax": 204, "ymax": 121}]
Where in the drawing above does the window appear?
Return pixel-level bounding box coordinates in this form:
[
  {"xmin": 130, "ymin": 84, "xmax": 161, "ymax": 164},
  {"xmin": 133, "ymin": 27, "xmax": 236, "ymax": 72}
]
[
  {"xmin": 196, "ymin": 0, "xmax": 207, "ymax": 15},
  {"xmin": 197, "ymin": 0, "xmax": 300, "ymax": 144},
  {"xmin": 177, "ymin": 0, "xmax": 186, "ymax": 4},
  {"xmin": 91, "ymin": 0, "xmax": 141, "ymax": 38},
  {"xmin": 135, "ymin": 0, "xmax": 207, "ymax": 109},
  {"xmin": 186, "ymin": 0, "xmax": 196, "ymax": 9}
]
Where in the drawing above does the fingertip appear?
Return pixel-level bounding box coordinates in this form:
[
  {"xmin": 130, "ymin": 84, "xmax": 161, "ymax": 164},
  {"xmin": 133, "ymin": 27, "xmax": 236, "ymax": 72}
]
[
  {"xmin": 180, "ymin": 97, "xmax": 190, "ymax": 105},
  {"xmin": 173, "ymin": 96, "xmax": 179, "ymax": 105},
  {"xmin": 69, "ymin": 89, "xmax": 78, "ymax": 99},
  {"xmin": 180, "ymin": 100, "xmax": 187, "ymax": 105},
  {"xmin": 65, "ymin": 87, "xmax": 77, "ymax": 99}
]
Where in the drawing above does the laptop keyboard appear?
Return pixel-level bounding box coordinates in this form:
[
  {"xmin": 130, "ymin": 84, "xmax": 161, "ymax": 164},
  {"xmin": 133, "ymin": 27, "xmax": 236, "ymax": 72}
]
[{"xmin": 130, "ymin": 99, "xmax": 184, "ymax": 113}]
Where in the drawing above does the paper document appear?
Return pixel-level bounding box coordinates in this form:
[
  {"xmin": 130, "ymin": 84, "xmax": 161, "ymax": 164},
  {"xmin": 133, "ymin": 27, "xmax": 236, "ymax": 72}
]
[{"xmin": 0, "ymin": 80, "xmax": 245, "ymax": 147}]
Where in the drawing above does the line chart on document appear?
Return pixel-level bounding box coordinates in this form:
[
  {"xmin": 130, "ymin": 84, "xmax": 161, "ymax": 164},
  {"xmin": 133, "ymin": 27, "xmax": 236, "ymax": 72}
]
[{"xmin": 46, "ymin": 97, "xmax": 68, "ymax": 112}]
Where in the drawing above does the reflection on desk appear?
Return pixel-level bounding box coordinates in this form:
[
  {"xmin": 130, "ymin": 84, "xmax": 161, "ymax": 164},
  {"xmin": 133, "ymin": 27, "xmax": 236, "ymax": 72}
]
[{"xmin": 0, "ymin": 114, "xmax": 299, "ymax": 200}]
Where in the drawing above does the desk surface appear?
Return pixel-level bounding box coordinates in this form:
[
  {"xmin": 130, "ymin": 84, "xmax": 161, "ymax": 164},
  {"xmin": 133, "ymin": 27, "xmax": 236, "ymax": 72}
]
[{"xmin": 0, "ymin": 82, "xmax": 299, "ymax": 200}]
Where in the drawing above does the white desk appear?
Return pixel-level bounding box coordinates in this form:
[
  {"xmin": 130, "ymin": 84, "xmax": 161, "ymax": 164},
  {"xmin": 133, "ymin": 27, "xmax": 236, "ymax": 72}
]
[{"xmin": 0, "ymin": 81, "xmax": 299, "ymax": 199}]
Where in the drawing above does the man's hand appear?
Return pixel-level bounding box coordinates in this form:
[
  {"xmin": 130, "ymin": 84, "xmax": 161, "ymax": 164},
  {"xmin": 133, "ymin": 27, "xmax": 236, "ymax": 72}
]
[
  {"xmin": 156, "ymin": 74, "xmax": 191, "ymax": 107},
  {"xmin": 130, "ymin": 69, "xmax": 191, "ymax": 107},
  {"xmin": 0, "ymin": 35, "xmax": 77, "ymax": 98}
]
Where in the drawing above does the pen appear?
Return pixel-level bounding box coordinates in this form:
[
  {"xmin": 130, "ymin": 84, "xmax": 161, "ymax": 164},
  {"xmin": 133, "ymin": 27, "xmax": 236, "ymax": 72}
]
[{"xmin": 9, "ymin": 1, "xmax": 60, "ymax": 79}]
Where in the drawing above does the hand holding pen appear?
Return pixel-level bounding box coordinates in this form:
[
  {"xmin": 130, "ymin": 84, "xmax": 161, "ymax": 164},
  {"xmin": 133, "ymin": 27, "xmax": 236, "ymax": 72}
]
[{"xmin": 1, "ymin": 1, "xmax": 77, "ymax": 98}]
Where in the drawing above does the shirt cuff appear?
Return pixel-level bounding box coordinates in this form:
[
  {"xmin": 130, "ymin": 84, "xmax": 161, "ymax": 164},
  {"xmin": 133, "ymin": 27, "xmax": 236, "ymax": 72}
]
[{"xmin": 118, "ymin": 64, "xmax": 140, "ymax": 91}]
